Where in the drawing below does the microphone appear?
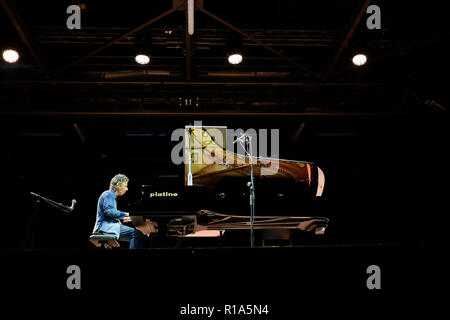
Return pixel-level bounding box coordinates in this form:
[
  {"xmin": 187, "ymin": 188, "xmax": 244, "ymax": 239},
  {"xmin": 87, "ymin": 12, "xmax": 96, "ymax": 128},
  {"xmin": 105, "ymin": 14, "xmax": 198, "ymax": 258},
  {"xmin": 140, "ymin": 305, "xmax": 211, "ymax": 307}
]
[
  {"xmin": 233, "ymin": 133, "xmax": 246, "ymax": 144},
  {"xmin": 68, "ymin": 199, "xmax": 77, "ymax": 212}
]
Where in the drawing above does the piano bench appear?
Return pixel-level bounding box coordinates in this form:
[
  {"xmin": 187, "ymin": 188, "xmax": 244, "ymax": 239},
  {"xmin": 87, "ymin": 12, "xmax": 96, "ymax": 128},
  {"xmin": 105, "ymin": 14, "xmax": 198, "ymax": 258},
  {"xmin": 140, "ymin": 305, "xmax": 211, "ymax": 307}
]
[{"xmin": 89, "ymin": 233, "xmax": 120, "ymax": 249}]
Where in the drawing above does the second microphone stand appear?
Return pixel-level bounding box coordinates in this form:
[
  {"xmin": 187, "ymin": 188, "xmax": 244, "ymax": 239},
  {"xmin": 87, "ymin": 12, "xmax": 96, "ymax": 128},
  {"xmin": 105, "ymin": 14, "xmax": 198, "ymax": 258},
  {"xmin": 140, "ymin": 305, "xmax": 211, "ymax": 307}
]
[{"xmin": 23, "ymin": 192, "xmax": 73, "ymax": 249}]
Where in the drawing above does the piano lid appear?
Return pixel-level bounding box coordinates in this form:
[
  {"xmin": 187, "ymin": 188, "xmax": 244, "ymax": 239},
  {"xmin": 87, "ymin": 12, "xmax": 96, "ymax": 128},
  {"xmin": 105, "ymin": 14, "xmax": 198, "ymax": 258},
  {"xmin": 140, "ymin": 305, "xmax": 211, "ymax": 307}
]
[{"xmin": 184, "ymin": 125, "xmax": 325, "ymax": 197}]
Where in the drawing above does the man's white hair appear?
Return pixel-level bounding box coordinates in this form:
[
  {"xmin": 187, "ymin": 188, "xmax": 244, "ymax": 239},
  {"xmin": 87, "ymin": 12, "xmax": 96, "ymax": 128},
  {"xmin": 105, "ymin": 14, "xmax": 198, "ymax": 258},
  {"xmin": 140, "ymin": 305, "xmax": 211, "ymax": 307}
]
[{"xmin": 110, "ymin": 174, "xmax": 129, "ymax": 190}]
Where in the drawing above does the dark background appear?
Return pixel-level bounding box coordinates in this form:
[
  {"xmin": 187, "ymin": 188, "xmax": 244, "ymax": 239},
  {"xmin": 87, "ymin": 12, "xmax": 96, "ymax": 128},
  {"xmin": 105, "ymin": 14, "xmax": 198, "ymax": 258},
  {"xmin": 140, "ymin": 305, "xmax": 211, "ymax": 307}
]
[
  {"xmin": 0, "ymin": 0, "xmax": 445, "ymax": 310},
  {"xmin": 1, "ymin": 113, "xmax": 446, "ymax": 249},
  {"xmin": 1, "ymin": 0, "xmax": 448, "ymax": 250}
]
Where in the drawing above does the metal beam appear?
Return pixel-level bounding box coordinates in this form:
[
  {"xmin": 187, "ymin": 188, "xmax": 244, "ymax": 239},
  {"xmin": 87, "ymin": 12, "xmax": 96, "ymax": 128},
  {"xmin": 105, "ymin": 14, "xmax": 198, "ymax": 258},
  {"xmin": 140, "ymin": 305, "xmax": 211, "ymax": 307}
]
[
  {"xmin": 0, "ymin": 0, "xmax": 48, "ymax": 77},
  {"xmin": 54, "ymin": 5, "xmax": 182, "ymax": 76},
  {"xmin": 322, "ymin": 0, "xmax": 371, "ymax": 80},
  {"xmin": 185, "ymin": 1, "xmax": 192, "ymax": 81},
  {"xmin": 0, "ymin": 110, "xmax": 420, "ymax": 118},
  {"xmin": 199, "ymin": 7, "xmax": 317, "ymax": 78},
  {"xmin": 0, "ymin": 80, "xmax": 418, "ymax": 87},
  {"xmin": 73, "ymin": 123, "xmax": 87, "ymax": 143},
  {"xmin": 291, "ymin": 122, "xmax": 306, "ymax": 142}
]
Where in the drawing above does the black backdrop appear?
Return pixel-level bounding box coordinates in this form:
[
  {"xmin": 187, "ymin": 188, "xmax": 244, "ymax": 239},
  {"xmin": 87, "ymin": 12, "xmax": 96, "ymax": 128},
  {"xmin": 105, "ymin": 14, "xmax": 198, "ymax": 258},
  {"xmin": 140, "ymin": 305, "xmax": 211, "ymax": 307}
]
[{"xmin": 1, "ymin": 112, "xmax": 446, "ymax": 250}]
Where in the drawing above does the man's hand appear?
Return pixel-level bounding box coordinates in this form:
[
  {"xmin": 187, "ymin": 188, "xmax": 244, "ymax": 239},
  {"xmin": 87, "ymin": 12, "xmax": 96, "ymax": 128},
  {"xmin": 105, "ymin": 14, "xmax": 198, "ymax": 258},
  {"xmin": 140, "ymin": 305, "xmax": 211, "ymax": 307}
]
[
  {"xmin": 122, "ymin": 212, "xmax": 131, "ymax": 223},
  {"xmin": 123, "ymin": 216, "xmax": 132, "ymax": 223}
]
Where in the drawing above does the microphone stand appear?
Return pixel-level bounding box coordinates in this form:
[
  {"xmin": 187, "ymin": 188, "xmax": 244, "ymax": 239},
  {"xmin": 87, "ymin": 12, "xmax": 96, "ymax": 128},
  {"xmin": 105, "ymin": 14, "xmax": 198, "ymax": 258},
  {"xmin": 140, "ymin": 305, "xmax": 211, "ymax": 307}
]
[
  {"xmin": 187, "ymin": 128, "xmax": 193, "ymax": 186},
  {"xmin": 234, "ymin": 134, "xmax": 256, "ymax": 248},
  {"xmin": 23, "ymin": 192, "xmax": 72, "ymax": 249},
  {"xmin": 30, "ymin": 192, "xmax": 72, "ymax": 213},
  {"xmin": 22, "ymin": 196, "xmax": 40, "ymax": 249}
]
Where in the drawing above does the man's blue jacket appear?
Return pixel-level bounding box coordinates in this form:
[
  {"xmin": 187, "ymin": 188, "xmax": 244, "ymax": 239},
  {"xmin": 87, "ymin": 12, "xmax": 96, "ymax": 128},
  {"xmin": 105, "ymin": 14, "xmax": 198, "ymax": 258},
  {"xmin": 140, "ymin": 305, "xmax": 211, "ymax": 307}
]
[{"xmin": 92, "ymin": 189, "xmax": 127, "ymax": 239}]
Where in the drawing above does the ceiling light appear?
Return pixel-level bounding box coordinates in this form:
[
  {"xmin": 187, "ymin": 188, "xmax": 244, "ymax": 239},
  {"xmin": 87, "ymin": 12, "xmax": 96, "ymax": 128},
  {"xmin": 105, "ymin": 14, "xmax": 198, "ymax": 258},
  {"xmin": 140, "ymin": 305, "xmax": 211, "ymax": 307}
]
[
  {"xmin": 352, "ymin": 53, "xmax": 367, "ymax": 66},
  {"xmin": 135, "ymin": 53, "xmax": 150, "ymax": 65},
  {"xmin": 228, "ymin": 53, "xmax": 243, "ymax": 65},
  {"xmin": 2, "ymin": 49, "xmax": 20, "ymax": 63}
]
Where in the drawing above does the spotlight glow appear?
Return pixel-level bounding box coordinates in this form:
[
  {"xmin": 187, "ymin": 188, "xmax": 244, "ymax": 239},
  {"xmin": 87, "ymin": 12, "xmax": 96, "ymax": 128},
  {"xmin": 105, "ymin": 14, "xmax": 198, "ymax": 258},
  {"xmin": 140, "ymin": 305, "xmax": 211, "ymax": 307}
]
[
  {"xmin": 352, "ymin": 53, "xmax": 367, "ymax": 66},
  {"xmin": 228, "ymin": 53, "xmax": 243, "ymax": 65},
  {"xmin": 2, "ymin": 49, "xmax": 20, "ymax": 63},
  {"xmin": 135, "ymin": 54, "xmax": 150, "ymax": 65}
]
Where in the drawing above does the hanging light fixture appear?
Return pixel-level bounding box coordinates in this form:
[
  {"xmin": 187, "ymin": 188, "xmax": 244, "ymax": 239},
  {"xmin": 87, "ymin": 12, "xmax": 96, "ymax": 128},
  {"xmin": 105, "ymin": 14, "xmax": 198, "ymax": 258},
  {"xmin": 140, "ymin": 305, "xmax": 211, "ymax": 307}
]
[
  {"xmin": 134, "ymin": 29, "xmax": 152, "ymax": 65},
  {"xmin": 226, "ymin": 36, "xmax": 244, "ymax": 65},
  {"xmin": 227, "ymin": 53, "xmax": 243, "ymax": 65},
  {"xmin": 2, "ymin": 48, "xmax": 20, "ymax": 63},
  {"xmin": 352, "ymin": 53, "xmax": 368, "ymax": 66},
  {"xmin": 135, "ymin": 53, "xmax": 151, "ymax": 65}
]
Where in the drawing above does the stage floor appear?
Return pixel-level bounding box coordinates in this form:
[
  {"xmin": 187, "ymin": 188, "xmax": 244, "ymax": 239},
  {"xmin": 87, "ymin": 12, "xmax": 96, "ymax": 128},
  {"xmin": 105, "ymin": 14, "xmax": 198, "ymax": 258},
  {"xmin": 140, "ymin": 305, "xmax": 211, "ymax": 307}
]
[{"xmin": 1, "ymin": 243, "xmax": 428, "ymax": 316}]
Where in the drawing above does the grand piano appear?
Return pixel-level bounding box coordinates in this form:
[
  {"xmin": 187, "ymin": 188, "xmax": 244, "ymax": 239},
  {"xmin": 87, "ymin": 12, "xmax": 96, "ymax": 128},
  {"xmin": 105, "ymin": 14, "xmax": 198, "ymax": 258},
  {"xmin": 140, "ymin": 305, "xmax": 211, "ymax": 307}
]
[{"xmin": 128, "ymin": 125, "xmax": 329, "ymax": 244}]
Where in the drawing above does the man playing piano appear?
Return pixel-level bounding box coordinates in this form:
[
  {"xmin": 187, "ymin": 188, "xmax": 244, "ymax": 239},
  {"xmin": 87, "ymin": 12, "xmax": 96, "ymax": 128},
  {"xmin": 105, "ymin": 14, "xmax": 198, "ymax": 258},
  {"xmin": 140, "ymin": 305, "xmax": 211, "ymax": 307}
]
[{"xmin": 92, "ymin": 174, "xmax": 145, "ymax": 248}]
